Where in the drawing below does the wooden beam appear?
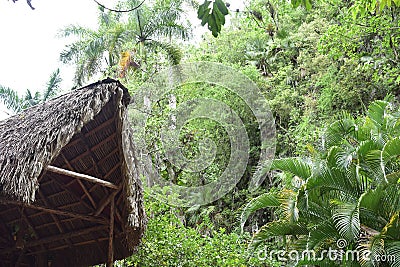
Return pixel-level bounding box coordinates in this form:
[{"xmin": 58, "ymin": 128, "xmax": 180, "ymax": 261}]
[
  {"xmin": 88, "ymin": 162, "xmax": 121, "ymax": 194},
  {"xmin": 21, "ymin": 210, "xmax": 47, "ymax": 252},
  {"xmin": 0, "ymin": 225, "xmax": 108, "ymax": 255},
  {"xmin": 47, "ymin": 178, "xmax": 94, "ymax": 212},
  {"xmin": 68, "ymin": 133, "xmax": 116, "ymax": 164},
  {"xmin": 37, "ymin": 190, "xmax": 73, "ymax": 249},
  {"xmin": 46, "ymin": 165, "xmax": 118, "ymax": 190},
  {"xmin": 84, "ymin": 117, "xmax": 115, "ymax": 138},
  {"xmin": 107, "ymin": 197, "xmax": 115, "ymax": 267},
  {"xmin": 25, "ymin": 231, "xmax": 125, "ymax": 256},
  {"xmin": 61, "ymin": 153, "xmax": 97, "ymax": 210},
  {"xmin": 78, "ymin": 131, "xmax": 115, "ymax": 208},
  {"xmin": 94, "ymin": 187, "xmax": 121, "ymax": 216},
  {"xmin": 35, "ymin": 218, "xmax": 77, "ymax": 230},
  {"xmin": 0, "ymin": 199, "xmax": 107, "ymax": 225},
  {"xmin": 30, "ymin": 225, "xmax": 107, "ymax": 248},
  {"xmin": 90, "ymin": 133, "xmax": 117, "ymax": 152}
]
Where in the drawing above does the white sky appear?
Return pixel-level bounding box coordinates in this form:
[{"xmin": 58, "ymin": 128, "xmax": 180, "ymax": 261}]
[
  {"xmin": 0, "ymin": 0, "xmax": 99, "ymax": 91},
  {"xmin": 0, "ymin": 0, "xmax": 100, "ymax": 120},
  {"xmin": 0, "ymin": 0, "xmax": 244, "ymax": 120}
]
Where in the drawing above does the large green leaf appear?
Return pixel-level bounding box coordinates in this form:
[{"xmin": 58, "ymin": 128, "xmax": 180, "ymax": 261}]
[
  {"xmin": 307, "ymin": 163, "xmax": 360, "ymax": 198},
  {"xmin": 386, "ymin": 241, "xmax": 400, "ymax": 267},
  {"xmin": 0, "ymin": 85, "xmax": 22, "ymax": 113},
  {"xmin": 359, "ymin": 188, "xmax": 387, "ymax": 230},
  {"xmin": 381, "ymin": 138, "xmax": 400, "ymax": 183},
  {"xmin": 324, "ymin": 116, "xmax": 357, "ymax": 149},
  {"xmin": 240, "ymin": 192, "xmax": 280, "ymax": 231},
  {"xmin": 271, "ymin": 158, "xmax": 312, "ymax": 181},
  {"xmin": 197, "ymin": 0, "xmax": 228, "ymax": 37},
  {"xmin": 367, "ymin": 100, "xmax": 390, "ymax": 128},
  {"xmin": 332, "ymin": 202, "xmax": 360, "ymax": 242},
  {"xmin": 307, "ymin": 219, "xmax": 339, "ymax": 249},
  {"xmin": 251, "ymin": 220, "xmax": 309, "ymax": 248}
]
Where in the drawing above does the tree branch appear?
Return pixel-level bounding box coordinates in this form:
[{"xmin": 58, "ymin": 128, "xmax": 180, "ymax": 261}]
[
  {"xmin": 93, "ymin": 0, "xmax": 146, "ymax": 13},
  {"xmin": 12, "ymin": 0, "xmax": 34, "ymax": 10}
]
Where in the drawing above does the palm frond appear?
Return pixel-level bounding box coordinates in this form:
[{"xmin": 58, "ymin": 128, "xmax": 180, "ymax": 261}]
[
  {"xmin": 367, "ymin": 100, "xmax": 390, "ymax": 128},
  {"xmin": 251, "ymin": 220, "xmax": 309, "ymax": 249},
  {"xmin": 381, "ymin": 138, "xmax": 400, "ymax": 183},
  {"xmin": 307, "ymin": 163, "xmax": 360, "ymax": 199},
  {"xmin": 386, "ymin": 241, "xmax": 400, "ymax": 267},
  {"xmin": 332, "ymin": 202, "xmax": 360, "ymax": 242},
  {"xmin": 58, "ymin": 24, "xmax": 95, "ymax": 38},
  {"xmin": 43, "ymin": 69, "xmax": 62, "ymax": 101},
  {"xmin": 0, "ymin": 85, "xmax": 22, "ymax": 113},
  {"xmin": 323, "ymin": 115, "xmax": 356, "ymax": 149},
  {"xmin": 150, "ymin": 41, "xmax": 183, "ymax": 65},
  {"xmin": 307, "ymin": 219, "xmax": 339, "ymax": 250},
  {"xmin": 270, "ymin": 158, "xmax": 312, "ymax": 181},
  {"xmin": 327, "ymin": 146, "xmax": 355, "ymax": 170},
  {"xmin": 240, "ymin": 192, "xmax": 280, "ymax": 231}
]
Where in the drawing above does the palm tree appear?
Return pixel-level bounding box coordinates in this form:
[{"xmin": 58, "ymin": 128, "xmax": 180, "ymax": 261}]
[
  {"xmin": 59, "ymin": 0, "xmax": 191, "ymax": 86},
  {"xmin": 241, "ymin": 99, "xmax": 400, "ymax": 266},
  {"xmin": 0, "ymin": 69, "xmax": 62, "ymax": 114}
]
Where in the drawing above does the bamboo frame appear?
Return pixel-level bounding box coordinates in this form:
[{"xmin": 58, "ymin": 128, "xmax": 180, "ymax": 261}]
[
  {"xmin": 46, "ymin": 165, "xmax": 118, "ymax": 190},
  {"xmin": 61, "ymin": 152, "xmax": 97, "ymax": 209},
  {"xmin": 0, "ymin": 225, "xmax": 108, "ymax": 255},
  {"xmin": 107, "ymin": 197, "xmax": 115, "ymax": 267},
  {"xmin": 0, "ymin": 199, "xmax": 107, "ymax": 225}
]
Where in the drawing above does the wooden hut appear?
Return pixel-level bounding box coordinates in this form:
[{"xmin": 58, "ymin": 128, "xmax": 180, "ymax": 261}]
[{"xmin": 0, "ymin": 79, "xmax": 146, "ymax": 266}]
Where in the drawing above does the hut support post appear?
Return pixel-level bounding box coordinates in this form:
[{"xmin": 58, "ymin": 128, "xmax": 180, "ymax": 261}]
[
  {"xmin": 107, "ymin": 197, "xmax": 115, "ymax": 267},
  {"xmin": 36, "ymin": 254, "xmax": 47, "ymax": 267}
]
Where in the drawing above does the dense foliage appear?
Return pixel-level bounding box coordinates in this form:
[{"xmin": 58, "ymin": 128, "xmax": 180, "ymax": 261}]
[
  {"xmin": 242, "ymin": 99, "xmax": 400, "ymax": 265},
  {"xmin": 121, "ymin": 194, "xmax": 279, "ymax": 267}
]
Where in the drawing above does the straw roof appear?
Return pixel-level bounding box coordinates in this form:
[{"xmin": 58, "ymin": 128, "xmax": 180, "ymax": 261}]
[{"xmin": 0, "ymin": 79, "xmax": 146, "ymax": 266}]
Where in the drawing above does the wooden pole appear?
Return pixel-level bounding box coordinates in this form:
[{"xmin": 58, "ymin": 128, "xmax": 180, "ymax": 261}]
[
  {"xmin": 95, "ymin": 187, "xmax": 121, "ymax": 216},
  {"xmin": 107, "ymin": 197, "xmax": 115, "ymax": 267},
  {"xmin": 46, "ymin": 165, "xmax": 119, "ymax": 190},
  {"xmin": 0, "ymin": 199, "xmax": 107, "ymax": 225},
  {"xmin": 0, "ymin": 225, "xmax": 107, "ymax": 255}
]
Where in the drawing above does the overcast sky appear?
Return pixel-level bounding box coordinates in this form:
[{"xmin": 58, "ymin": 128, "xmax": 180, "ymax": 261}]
[
  {"xmin": 0, "ymin": 0, "xmax": 244, "ymax": 120},
  {"xmin": 0, "ymin": 0, "xmax": 101, "ymax": 119}
]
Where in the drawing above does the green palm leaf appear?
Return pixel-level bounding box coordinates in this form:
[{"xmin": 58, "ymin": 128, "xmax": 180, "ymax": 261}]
[
  {"xmin": 332, "ymin": 202, "xmax": 360, "ymax": 242},
  {"xmin": 43, "ymin": 69, "xmax": 62, "ymax": 101},
  {"xmin": 251, "ymin": 220, "xmax": 309, "ymax": 249},
  {"xmin": 307, "ymin": 219, "xmax": 339, "ymax": 250},
  {"xmin": 324, "ymin": 114, "xmax": 356, "ymax": 149},
  {"xmin": 367, "ymin": 100, "xmax": 389, "ymax": 128},
  {"xmin": 148, "ymin": 41, "xmax": 183, "ymax": 65},
  {"xmin": 386, "ymin": 241, "xmax": 400, "ymax": 267},
  {"xmin": 307, "ymin": 164, "xmax": 360, "ymax": 199},
  {"xmin": 240, "ymin": 192, "xmax": 280, "ymax": 231},
  {"xmin": 381, "ymin": 138, "xmax": 400, "ymax": 183},
  {"xmin": 271, "ymin": 158, "xmax": 312, "ymax": 181},
  {"xmin": 0, "ymin": 85, "xmax": 22, "ymax": 113}
]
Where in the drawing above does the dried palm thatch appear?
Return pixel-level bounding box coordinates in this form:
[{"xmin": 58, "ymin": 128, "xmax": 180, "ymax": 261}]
[{"xmin": 0, "ymin": 78, "xmax": 146, "ymax": 266}]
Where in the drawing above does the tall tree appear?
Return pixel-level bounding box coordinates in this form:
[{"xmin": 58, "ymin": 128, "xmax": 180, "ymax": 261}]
[{"xmin": 59, "ymin": 0, "xmax": 191, "ymax": 86}]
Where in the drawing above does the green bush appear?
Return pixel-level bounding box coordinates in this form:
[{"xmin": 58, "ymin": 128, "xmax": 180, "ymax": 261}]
[{"xmin": 124, "ymin": 194, "xmax": 281, "ymax": 267}]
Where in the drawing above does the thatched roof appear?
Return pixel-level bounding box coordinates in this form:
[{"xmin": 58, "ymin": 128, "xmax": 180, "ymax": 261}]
[{"xmin": 0, "ymin": 79, "xmax": 146, "ymax": 266}]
